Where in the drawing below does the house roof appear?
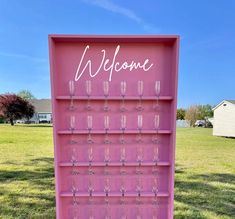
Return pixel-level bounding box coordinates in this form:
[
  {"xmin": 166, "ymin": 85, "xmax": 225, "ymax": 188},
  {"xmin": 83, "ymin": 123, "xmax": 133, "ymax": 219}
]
[
  {"xmin": 29, "ymin": 99, "xmax": 52, "ymax": 113},
  {"xmin": 227, "ymin": 100, "xmax": 235, "ymax": 105},
  {"xmin": 212, "ymin": 100, "xmax": 235, "ymax": 110}
]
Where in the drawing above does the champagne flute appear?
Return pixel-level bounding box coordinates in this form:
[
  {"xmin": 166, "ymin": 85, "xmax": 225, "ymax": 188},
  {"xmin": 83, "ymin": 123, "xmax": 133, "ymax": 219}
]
[
  {"xmin": 69, "ymin": 80, "xmax": 76, "ymax": 110},
  {"xmin": 152, "ymin": 115, "xmax": 160, "ymax": 144},
  {"xmin": 120, "ymin": 182, "xmax": 126, "ymax": 219},
  {"xmin": 70, "ymin": 115, "xmax": 76, "ymax": 132},
  {"xmin": 104, "ymin": 146, "xmax": 110, "ymax": 175},
  {"xmin": 120, "ymin": 146, "xmax": 126, "ymax": 165},
  {"xmin": 120, "ymin": 81, "xmax": 127, "ymax": 111},
  {"xmin": 136, "ymin": 195, "xmax": 142, "ymax": 219},
  {"xmin": 71, "ymin": 200, "xmax": 79, "ymax": 219},
  {"xmin": 120, "ymin": 115, "xmax": 126, "ymax": 144},
  {"xmin": 104, "ymin": 115, "xmax": 111, "ymax": 144},
  {"xmin": 88, "ymin": 177, "xmax": 94, "ymax": 196},
  {"xmin": 137, "ymin": 147, "xmax": 143, "ymax": 164},
  {"xmin": 104, "ymin": 147, "xmax": 110, "ymax": 163},
  {"xmin": 71, "ymin": 175, "xmax": 78, "ymax": 195},
  {"xmin": 153, "ymin": 146, "xmax": 159, "ymax": 164},
  {"xmin": 152, "ymin": 178, "xmax": 158, "ymax": 196},
  {"xmin": 136, "ymin": 177, "xmax": 142, "ymax": 196},
  {"xmin": 154, "ymin": 81, "xmax": 161, "ymax": 110},
  {"xmin": 104, "ymin": 177, "xmax": 110, "ymax": 196},
  {"xmin": 152, "ymin": 196, "xmax": 158, "ymax": 219},
  {"xmin": 86, "ymin": 80, "xmax": 92, "ymax": 110},
  {"xmin": 87, "ymin": 115, "xmax": 93, "ymax": 144},
  {"xmin": 70, "ymin": 147, "xmax": 77, "ymax": 164},
  {"xmin": 103, "ymin": 81, "xmax": 109, "ymax": 111},
  {"xmin": 136, "ymin": 80, "xmax": 144, "ymax": 111},
  {"xmin": 88, "ymin": 196, "xmax": 94, "ymax": 219},
  {"xmin": 88, "ymin": 146, "xmax": 94, "ymax": 175},
  {"xmin": 136, "ymin": 115, "xmax": 143, "ymax": 143},
  {"xmin": 136, "ymin": 147, "xmax": 143, "ymax": 174},
  {"xmin": 88, "ymin": 147, "xmax": 93, "ymax": 164}
]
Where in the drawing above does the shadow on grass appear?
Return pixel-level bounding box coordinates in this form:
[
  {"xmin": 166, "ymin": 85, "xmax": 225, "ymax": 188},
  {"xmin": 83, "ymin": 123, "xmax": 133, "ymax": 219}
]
[
  {"xmin": 174, "ymin": 169, "xmax": 235, "ymax": 219},
  {"xmin": 0, "ymin": 157, "xmax": 55, "ymax": 218}
]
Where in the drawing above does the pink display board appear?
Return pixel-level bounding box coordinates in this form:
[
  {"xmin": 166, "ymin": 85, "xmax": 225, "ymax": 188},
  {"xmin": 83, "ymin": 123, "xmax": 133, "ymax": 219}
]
[{"xmin": 49, "ymin": 35, "xmax": 179, "ymax": 219}]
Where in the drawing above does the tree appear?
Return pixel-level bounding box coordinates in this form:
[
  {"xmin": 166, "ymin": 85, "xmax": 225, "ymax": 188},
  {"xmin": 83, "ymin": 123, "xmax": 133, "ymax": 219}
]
[
  {"xmin": 198, "ymin": 104, "xmax": 213, "ymax": 119},
  {"xmin": 18, "ymin": 90, "xmax": 35, "ymax": 100},
  {"xmin": 185, "ymin": 105, "xmax": 200, "ymax": 127},
  {"xmin": 177, "ymin": 108, "xmax": 186, "ymax": 120},
  {"xmin": 0, "ymin": 94, "xmax": 35, "ymax": 125}
]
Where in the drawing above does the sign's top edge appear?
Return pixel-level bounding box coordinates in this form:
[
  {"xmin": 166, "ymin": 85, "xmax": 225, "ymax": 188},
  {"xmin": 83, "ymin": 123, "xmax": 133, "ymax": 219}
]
[{"xmin": 48, "ymin": 34, "xmax": 179, "ymax": 43}]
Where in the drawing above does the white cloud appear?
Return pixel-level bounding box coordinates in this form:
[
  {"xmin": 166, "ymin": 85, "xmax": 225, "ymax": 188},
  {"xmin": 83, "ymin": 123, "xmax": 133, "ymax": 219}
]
[{"xmin": 82, "ymin": 0, "xmax": 159, "ymax": 32}]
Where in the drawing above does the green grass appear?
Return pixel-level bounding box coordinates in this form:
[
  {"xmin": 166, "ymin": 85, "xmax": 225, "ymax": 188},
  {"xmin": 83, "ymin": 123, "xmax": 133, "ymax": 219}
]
[{"xmin": 0, "ymin": 125, "xmax": 234, "ymax": 218}]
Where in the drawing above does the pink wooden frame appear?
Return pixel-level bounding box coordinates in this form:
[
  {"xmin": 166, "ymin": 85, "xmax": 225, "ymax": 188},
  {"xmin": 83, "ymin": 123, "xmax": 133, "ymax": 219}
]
[{"xmin": 49, "ymin": 35, "xmax": 179, "ymax": 219}]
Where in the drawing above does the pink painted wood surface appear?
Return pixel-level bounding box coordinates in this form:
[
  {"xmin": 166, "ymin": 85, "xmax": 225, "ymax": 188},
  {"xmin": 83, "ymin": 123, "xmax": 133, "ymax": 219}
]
[{"xmin": 49, "ymin": 35, "xmax": 179, "ymax": 219}]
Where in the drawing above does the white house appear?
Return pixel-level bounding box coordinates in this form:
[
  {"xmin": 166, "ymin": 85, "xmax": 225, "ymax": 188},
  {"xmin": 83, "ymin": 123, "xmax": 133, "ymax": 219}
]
[
  {"xmin": 29, "ymin": 99, "xmax": 52, "ymax": 123},
  {"xmin": 213, "ymin": 100, "xmax": 235, "ymax": 137}
]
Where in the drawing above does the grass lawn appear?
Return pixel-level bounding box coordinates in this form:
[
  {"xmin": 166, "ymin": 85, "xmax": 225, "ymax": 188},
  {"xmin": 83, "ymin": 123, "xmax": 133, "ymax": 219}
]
[{"xmin": 0, "ymin": 125, "xmax": 234, "ymax": 219}]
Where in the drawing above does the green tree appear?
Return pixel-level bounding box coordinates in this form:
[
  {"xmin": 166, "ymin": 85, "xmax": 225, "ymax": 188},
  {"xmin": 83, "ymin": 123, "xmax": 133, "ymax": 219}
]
[
  {"xmin": 198, "ymin": 104, "xmax": 213, "ymax": 119},
  {"xmin": 177, "ymin": 108, "xmax": 186, "ymax": 120},
  {"xmin": 18, "ymin": 90, "xmax": 35, "ymax": 100}
]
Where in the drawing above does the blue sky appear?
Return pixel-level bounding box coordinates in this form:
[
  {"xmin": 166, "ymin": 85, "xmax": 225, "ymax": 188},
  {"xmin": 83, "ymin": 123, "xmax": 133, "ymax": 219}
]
[{"xmin": 0, "ymin": 0, "xmax": 235, "ymax": 108}]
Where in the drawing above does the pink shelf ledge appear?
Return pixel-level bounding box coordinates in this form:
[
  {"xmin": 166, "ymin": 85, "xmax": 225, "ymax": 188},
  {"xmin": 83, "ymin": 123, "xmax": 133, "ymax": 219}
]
[
  {"xmin": 57, "ymin": 130, "xmax": 172, "ymax": 135},
  {"xmin": 60, "ymin": 191, "xmax": 169, "ymax": 198},
  {"xmin": 56, "ymin": 95, "xmax": 173, "ymax": 101},
  {"xmin": 59, "ymin": 161, "xmax": 170, "ymax": 167}
]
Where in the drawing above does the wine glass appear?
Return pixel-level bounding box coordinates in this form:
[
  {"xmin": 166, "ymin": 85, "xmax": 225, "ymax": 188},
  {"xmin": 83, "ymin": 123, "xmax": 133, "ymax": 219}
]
[
  {"xmin": 71, "ymin": 175, "xmax": 78, "ymax": 195},
  {"xmin": 120, "ymin": 81, "xmax": 127, "ymax": 111},
  {"xmin": 152, "ymin": 115, "xmax": 160, "ymax": 142},
  {"xmin": 88, "ymin": 178, "xmax": 94, "ymax": 196},
  {"xmin": 88, "ymin": 146, "xmax": 94, "ymax": 175},
  {"xmin": 153, "ymin": 146, "xmax": 159, "ymax": 164},
  {"xmin": 88, "ymin": 192, "xmax": 94, "ymax": 219},
  {"xmin": 87, "ymin": 115, "xmax": 93, "ymax": 144},
  {"xmin": 70, "ymin": 115, "xmax": 76, "ymax": 132},
  {"xmin": 152, "ymin": 115, "xmax": 160, "ymax": 144},
  {"xmin": 154, "ymin": 81, "xmax": 161, "ymax": 110},
  {"xmin": 120, "ymin": 115, "xmax": 126, "ymax": 144},
  {"xmin": 104, "ymin": 177, "xmax": 110, "ymax": 196},
  {"xmin": 136, "ymin": 80, "xmax": 144, "ymax": 111},
  {"xmin": 136, "ymin": 115, "xmax": 143, "ymax": 143},
  {"xmin": 152, "ymin": 209, "xmax": 158, "ymax": 219},
  {"xmin": 70, "ymin": 147, "xmax": 77, "ymax": 164},
  {"xmin": 104, "ymin": 146, "xmax": 110, "ymax": 175},
  {"xmin": 86, "ymin": 80, "xmax": 92, "ymax": 110},
  {"xmin": 104, "ymin": 115, "xmax": 111, "ymax": 144},
  {"xmin": 120, "ymin": 177, "xmax": 126, "ymax": 196},
  {"xmin": 136, "ymin": 196, "xmax": 142, "ymax": 219},
  {"xmin": 104, "ymin": 147, "xmax": 110, "ymax": 163},
  {"xmin": 71, "ymin": 202, "xmax": 79, "ymax": 219},
  {"xmin": 136, "ymin": 177, "xmax": 142, "ymax": 196},
  {"xmin": 152, "ymin": 178, "xmax": 158, "ymax": 196},
  {"xmin": 68, "ymin": 80, "xmax": 76, "ymax": 111},
  {"xmin": 69, "ymin": 145, "xmax": 79, "ymax": 175},
  {"xmin": 136, "ymin": 147, "xmax": 143, "ymax": 174},
  {"xmin": 137, "ymin": 147, "xmax": 143, "ymax": 164},
  {"xmin": 88, "ymin": 147, "xmax": 93, "ymax": 163},
  {"xmin": 103, "ymin": 81, "xmax": 109, "ymax": 111},
  {"xmin": 120, "ymin": 147, "xmax": 126, "ymax": 164}
]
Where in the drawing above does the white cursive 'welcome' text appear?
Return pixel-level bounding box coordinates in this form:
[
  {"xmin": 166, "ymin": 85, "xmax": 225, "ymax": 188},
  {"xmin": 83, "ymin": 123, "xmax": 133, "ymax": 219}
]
[{"xmin": 74, "ymin": 45, "xmax": 153, "ymax": 81}]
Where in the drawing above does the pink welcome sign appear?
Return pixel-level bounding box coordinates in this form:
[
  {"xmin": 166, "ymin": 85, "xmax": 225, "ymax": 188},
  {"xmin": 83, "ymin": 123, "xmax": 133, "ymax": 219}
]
[{"xmin": 49, "ymin": 35, "xmax": 179, "ymax": 219}]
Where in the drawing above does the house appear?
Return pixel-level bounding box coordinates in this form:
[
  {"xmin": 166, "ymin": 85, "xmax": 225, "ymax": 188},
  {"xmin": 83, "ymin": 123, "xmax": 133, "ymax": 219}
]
[
  {"xmin": 213, "ymin": 100, "xmax": 235, "ymax": 137},
  {"xmin": 28, "ymin": 99, "xmax": 52, "ymax": 123}
]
